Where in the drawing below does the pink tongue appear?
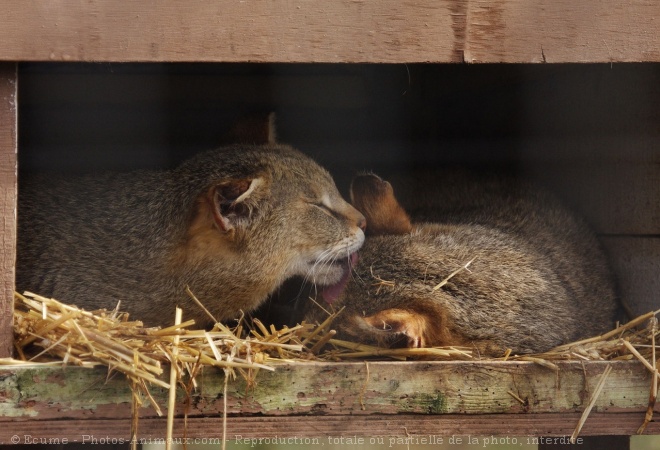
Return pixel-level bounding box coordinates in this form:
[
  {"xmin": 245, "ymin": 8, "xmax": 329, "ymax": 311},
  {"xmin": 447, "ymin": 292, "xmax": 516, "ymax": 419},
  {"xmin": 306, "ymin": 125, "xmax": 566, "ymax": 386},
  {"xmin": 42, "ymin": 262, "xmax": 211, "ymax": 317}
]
[{"xmin": 321, "ymin": 253, "xmax": 358, "ymax": 305}]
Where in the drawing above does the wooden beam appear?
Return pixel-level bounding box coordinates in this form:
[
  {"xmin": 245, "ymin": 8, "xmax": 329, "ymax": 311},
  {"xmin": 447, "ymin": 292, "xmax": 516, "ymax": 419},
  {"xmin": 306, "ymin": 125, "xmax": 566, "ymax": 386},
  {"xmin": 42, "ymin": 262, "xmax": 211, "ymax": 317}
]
[
  {"xmin": 2, "ymin": 413, "xmax": 657, "ymax": 442},
  {"xmin": 0, "ymin": 361, "xmax": 656, "ymax": 438},
  {"xmin": 0, "ymin": 63, "xmax": 17, "ymax": 358},
  {"xmin": 0, "ymin": 1, "xmax": 657, "ymax": 63},
  {"xmin": 463, "ymin": 1, "xmax": 660, "ymax": 63}
]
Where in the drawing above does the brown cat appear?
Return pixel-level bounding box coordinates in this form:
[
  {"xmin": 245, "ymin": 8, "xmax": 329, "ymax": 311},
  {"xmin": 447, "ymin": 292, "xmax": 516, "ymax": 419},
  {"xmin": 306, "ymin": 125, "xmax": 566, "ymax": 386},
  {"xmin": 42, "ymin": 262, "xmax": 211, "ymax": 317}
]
[
  {"xmin": 305, "ymin": 171, "xmax": 618, "ymax": 356},
  {"xmin": 17, "ymin": 135, "xmax": 365, "ymax": 327}
]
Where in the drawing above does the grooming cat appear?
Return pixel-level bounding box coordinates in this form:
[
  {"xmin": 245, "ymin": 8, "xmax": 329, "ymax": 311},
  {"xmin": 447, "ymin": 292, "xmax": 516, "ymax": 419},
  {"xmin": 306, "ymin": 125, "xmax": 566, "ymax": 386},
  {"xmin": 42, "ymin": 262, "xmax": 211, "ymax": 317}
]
[
  {"xmin": 305, "ymin": 171, "xmax": 617, "ymax": 356},
  {"xmin": 16, "ymin": 127, "xmax": 365, "ymax": 327}
]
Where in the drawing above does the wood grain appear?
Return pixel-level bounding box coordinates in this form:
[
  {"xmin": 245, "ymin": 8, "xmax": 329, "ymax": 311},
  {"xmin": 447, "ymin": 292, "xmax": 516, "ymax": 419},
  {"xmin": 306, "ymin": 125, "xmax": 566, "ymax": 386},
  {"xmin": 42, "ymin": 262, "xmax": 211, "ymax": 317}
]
[
  {"xmin": 464, "ymin": 1, "xmax": 660, "ymax": 63},
  {"xmin": 0, "ymin": 1, "xmax": 657, "ymax": 63},
  {"xmin": 2, "ymin": 414, "xmax": 656, "ymax": 443},
  {"xmin": 0, "ymin": 361, "xmax": 654, "ymax": 436},
  {"xmin": 0, "ymin": 64, "xmax": 17, "ymax": 358}
]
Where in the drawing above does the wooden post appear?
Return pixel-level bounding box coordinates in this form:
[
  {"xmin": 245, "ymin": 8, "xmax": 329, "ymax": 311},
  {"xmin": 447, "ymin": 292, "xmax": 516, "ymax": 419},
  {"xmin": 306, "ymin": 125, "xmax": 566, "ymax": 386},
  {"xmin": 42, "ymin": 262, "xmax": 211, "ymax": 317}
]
[{"xmin": 0, "ymin": 63, "xmax": 17, "ymax": 358}]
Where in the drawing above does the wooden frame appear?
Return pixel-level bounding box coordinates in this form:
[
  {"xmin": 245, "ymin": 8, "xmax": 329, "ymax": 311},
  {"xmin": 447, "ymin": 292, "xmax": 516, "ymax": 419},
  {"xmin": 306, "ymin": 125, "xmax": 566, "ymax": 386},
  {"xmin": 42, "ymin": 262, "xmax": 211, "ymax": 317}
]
[
  {"xmin": 0, "ymin": 361, "xmax": 656, "ymax": 442},
  {"xmin": 0, "ymin": 1, "xmax": 658, "ymax": 447},
  {"xmin": 0, "ymin": 0, "xmax": 658, "ymax": 64},
  {"xmin": 0, "ymin": 63, "xmax": 17, "ymax": 359}
]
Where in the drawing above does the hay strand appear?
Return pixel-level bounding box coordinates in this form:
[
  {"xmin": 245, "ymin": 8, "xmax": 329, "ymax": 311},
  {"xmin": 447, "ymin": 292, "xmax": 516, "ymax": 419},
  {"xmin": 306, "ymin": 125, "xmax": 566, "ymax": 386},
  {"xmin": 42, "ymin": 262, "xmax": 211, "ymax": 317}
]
[
  {"xmin": 571, "ymin": 364, "xmax": 613, "ymax": 443},
  {"xmin": 11, "ymin": 291, "xmax": 660, "ymax": 440},
  {"xmin": 433, "ymin": 258, "xmax": 475, "ymax": 291},
  {"xmin": 185, "ymin": 286, "xmax": 217, "ymax": 324},
  {"xmin": 507, "ymin": 390, "xmax": 526, "ymax": 405},
  {"xmin": 13, "ymin": 291, "xmax": 660, "ymax": 367},
  {"xmin": 637, "ymin": 317, "xmax": 658, "ymax": 434},
  {"xmin": 166, "ymin": 307, "xmax": 182, "ymax": 450}
]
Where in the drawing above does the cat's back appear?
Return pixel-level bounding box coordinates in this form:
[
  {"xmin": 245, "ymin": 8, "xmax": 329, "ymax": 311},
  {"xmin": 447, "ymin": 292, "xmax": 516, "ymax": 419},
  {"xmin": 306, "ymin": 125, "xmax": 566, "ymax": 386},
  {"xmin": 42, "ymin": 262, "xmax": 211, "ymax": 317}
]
[
  {"xmin": 401, "ymin": 169, "xmax": 614, "ymax": 319},
  {"xmin": 17, "ymin": 170, "xmax": 171, "ymax": 305}
]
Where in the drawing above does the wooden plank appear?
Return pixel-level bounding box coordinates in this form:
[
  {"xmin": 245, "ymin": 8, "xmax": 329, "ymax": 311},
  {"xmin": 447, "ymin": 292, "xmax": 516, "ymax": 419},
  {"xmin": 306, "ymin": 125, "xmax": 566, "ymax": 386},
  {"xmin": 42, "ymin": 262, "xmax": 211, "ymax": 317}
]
[
  {"xmin": 0, "ymin": 1, "xmax": 657, "ymax": 63},
  {"xmin": 602, "ymin": 237, "xmax": 660, "ymax": 318},
  {"xmin": 0, "ymin": 361, "xmax": 654, "ymax": 437},
  {"xmin": 0, "ymin": 64, "xmax": 17, "ymax": 358},
  {"xmin": 0, "ymin": 0, "xmax": 459, "ymax": 63},
  {"xmin": 2, "ymin": 414, "xmax": 657, "ymax": 443},
  {"xmin": 464, "ymin": 1, "xmax": 660, "ymax": 63}
]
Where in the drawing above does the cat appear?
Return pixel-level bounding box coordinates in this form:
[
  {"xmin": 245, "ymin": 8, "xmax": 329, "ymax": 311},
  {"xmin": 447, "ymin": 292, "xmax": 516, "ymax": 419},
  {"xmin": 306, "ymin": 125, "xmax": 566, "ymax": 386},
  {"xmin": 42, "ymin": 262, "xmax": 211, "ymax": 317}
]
[
  {"xmin": 17, "ymin": 123, "xmax": 365, "ymax": 327},
  {"xmin": 305, "ymin": 170, "xmax": 618, "ymax": 356}
]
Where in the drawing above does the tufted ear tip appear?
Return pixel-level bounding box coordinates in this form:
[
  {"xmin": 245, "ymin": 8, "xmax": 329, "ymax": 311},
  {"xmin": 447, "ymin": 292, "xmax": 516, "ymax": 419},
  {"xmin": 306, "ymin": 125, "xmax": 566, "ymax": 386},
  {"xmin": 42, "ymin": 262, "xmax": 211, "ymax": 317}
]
[
  {"xmin": 350, "ymin": 173, "xmax": 412, "ymax": 236},
  {"xmin": 225, "ymin": 112, "xmax": 277, "ymax": 145}
]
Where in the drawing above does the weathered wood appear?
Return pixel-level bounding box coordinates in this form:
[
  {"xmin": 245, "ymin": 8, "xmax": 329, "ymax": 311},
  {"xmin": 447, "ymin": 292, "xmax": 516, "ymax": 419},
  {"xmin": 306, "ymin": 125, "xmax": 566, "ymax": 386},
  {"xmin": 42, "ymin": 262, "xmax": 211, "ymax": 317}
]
[
  {"xmin": 463, "ymin": 1, "xmax": 660, "ymax": 63},
  {"xmin": 0, "ymin": 361, "xmax": 656, "ymax": 439},
  {"xmin": 0, "ymin": 1, "xmax": 657, "ymax": 63},
  {"xmin": 0, "ymin": 64, "xmax": 17, "ymax": 358},
  {"xmin": 2, "ymin": 413, "xmax": 658, "ymax": 442}
]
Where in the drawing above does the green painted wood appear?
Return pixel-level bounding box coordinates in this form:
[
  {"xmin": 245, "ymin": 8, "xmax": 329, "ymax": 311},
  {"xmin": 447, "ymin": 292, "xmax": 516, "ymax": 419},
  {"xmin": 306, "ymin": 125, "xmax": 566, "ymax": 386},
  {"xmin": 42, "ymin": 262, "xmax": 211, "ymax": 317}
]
[{"xmin": 0, "ymin": 361, "xmax": 654, "ymax": 427}]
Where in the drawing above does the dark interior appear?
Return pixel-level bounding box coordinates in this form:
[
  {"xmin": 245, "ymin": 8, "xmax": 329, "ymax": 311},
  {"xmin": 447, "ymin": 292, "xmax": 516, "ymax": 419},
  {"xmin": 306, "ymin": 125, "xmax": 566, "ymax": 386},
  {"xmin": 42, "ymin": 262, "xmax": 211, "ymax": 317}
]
[
  {"xmin": 19, "ymin": 62, "xmax": 659, "ymax": 185},
  {"xmin": 18, "ymin": 62, "xmax": 660, "ymax": 320}
]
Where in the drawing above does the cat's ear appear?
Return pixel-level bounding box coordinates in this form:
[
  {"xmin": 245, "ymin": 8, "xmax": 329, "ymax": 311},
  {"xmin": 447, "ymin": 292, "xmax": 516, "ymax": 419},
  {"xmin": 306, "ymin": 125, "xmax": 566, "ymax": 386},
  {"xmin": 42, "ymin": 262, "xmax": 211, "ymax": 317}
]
[
  {"xmin": 350, "ymin": 173, "xmax": 412, "ymax": 236},
  {"xmin": 225, "ymin": 112, "xmax": 277, "ymax": 145},
  {"xmin": 209, "ymin": 177, "xmax": 265, "ymax": 232}
]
